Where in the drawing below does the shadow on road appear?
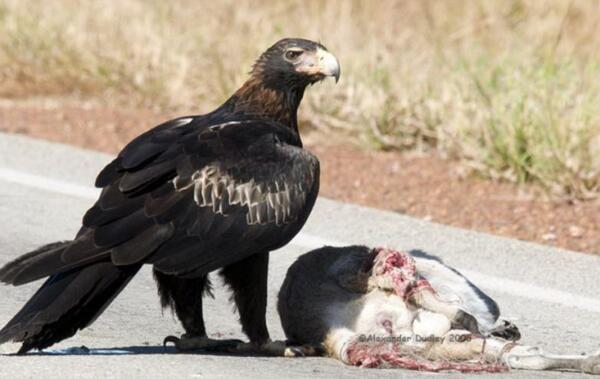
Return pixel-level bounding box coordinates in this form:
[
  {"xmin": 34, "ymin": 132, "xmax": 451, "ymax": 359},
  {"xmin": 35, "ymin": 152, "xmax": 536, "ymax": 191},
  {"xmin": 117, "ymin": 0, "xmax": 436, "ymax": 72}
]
[
  {"xmin": 2, "ymin": 345, "xmax": 310, "ymax": 357},
  {"xmin": 2, "ymin": 345, "xmax": 176, "ymax": 356}
]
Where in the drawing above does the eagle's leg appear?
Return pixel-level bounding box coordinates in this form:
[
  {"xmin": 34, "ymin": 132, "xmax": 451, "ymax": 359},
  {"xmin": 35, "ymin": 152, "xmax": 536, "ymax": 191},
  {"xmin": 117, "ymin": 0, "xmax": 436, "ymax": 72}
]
[
  {"xmin": 220, "ymin": 251, "xmax": 270, "ymax": 345},
  {"xmin": 154, "ymin": 270, "xmax": 242, "ymax": 352},
  {"xmin": 218, "ymin": 252, "xmax": 320, "ymax": 357}
]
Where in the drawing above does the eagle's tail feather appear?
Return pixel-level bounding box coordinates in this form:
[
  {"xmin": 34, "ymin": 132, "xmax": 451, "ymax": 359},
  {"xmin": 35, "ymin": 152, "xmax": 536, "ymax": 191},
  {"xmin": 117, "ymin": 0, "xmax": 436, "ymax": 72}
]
[
  {"xmin": 0, "ymin": 241, "xmax": 73, "ymax": 285},
  {"xmin": 0, "ymin": 258, "xmax": 140, "ymax": 353}
]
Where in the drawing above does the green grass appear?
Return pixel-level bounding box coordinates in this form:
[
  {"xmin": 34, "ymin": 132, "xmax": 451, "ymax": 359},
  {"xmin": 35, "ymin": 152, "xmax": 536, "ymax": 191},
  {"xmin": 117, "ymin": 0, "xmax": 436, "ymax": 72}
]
[{"xmin": 1, "ymin": 0, "xmax": 599, "ymax": 199}]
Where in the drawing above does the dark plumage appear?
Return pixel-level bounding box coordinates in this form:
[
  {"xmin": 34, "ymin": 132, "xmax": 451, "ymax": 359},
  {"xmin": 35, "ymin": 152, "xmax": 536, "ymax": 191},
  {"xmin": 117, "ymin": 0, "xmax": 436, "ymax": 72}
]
[{"xmin": 0, "ymin": 38, "xmax": 340, "ymax": 353}]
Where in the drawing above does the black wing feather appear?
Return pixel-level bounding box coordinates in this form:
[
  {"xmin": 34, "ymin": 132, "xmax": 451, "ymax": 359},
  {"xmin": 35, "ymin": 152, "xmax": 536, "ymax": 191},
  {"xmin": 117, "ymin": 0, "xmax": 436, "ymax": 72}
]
[
  {"xmin": 110, "ymin": 223, "xmax": 174, "ymax": 265},
  {"xmin": 10, "ymin": 117, "xmax": 318, "ymax": 285}
]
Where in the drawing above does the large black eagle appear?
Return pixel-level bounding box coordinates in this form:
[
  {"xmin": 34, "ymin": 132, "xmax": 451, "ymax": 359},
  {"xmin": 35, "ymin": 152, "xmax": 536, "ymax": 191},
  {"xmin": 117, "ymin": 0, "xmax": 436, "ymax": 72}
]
[{"xmin": 0, "ymin": 38, "xmax": 340, "ymax": 354}]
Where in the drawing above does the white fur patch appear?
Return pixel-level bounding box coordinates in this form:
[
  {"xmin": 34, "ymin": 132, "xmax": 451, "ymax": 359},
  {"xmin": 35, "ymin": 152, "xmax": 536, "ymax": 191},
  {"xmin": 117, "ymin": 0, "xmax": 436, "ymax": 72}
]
[
  {"xmin": 412, "ymin": 310, "xmax": 451, "ymax": 338},
  {"xmin": 414, "ymin": 256, "xmax": 497, "ymax": 332}
]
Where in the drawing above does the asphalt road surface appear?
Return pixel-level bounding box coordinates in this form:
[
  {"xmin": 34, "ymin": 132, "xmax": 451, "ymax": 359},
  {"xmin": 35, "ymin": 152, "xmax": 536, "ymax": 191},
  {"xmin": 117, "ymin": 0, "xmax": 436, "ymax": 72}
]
[{"xmin": 0, "ymin": 132, "xmax": 599, "ymax": 379}]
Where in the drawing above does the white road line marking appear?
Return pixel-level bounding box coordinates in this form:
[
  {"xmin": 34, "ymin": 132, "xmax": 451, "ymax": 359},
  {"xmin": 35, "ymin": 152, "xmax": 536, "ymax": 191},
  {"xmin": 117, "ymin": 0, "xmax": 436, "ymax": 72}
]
[
  {"xmin": 461, "ymin": 270, "xmax": 600, "ymax": 314},
  {"xmin": 289, "ymin": 233, "xmax": 600, "ymax": 314},
  {"xmin": 1, "ymin": 166, "xmax": 599, "ymax": 314},
  {"xmin": 0, "ymin": 167, "xmax": 100, "ymax": 200}
]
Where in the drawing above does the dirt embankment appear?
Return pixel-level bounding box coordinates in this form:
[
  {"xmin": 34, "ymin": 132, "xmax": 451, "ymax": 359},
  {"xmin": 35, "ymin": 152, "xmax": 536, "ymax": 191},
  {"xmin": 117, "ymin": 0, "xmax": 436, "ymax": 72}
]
[{"xmin": 1, "ymin": 101, "xmax": 598, "ymax": 254}]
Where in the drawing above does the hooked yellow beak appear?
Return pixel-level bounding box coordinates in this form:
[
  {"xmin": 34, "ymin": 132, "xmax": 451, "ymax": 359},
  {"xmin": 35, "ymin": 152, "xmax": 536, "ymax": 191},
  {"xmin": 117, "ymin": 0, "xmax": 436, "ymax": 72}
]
[
  {"xmin": 296, "ymin": 47, "xmax": 341, "ymax": 83},
  {"xmin": 315, "ymin": 48, "xmax": 341, "ymax": 83}
]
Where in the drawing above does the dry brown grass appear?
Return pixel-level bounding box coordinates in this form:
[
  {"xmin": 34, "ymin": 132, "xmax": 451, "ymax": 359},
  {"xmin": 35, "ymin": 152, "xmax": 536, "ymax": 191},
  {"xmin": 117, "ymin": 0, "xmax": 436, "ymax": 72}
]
[{"xmin": 1, "ymin": 0, "xmax": 599, "ymax": 199}]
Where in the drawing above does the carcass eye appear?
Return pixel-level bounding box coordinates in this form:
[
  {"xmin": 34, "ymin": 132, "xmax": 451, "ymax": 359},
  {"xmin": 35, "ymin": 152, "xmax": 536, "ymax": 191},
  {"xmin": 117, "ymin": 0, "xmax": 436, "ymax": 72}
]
[{"xmin": 285, "ymin": 50, "xmax": 303, "ymax": 60}]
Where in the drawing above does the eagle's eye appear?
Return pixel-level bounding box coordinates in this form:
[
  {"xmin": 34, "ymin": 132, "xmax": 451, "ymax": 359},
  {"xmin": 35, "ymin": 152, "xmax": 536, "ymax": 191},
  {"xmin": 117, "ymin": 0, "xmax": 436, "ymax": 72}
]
[{"xmin": 284, "ymin": 49, "xmax": 304, "ymax": 61}]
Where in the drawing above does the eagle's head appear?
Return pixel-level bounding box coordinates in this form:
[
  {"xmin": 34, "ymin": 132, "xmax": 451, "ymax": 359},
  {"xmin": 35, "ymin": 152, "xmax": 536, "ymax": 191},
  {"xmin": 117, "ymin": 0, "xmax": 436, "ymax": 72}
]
[{"xmin": 252, "ymin": 38, "xmax": 340, "ymax": 89}]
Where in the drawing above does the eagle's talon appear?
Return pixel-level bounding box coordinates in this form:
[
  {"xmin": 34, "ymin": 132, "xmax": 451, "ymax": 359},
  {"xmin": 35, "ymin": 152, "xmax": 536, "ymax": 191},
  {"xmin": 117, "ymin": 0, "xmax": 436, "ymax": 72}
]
[
  {"xmin": 162, "ymin": 334, "xmax": 243, "ymax": 352},
  {"xmin": 284, "ymin": 346, "xmax": 305, "ymax": 357},
  {"xmin": 230, "ymin": 340, "xmax": 324, "ymax": 357},
  {"xmin": 163, "ymin": 335, "xmax": 180, "ymax": 349}
]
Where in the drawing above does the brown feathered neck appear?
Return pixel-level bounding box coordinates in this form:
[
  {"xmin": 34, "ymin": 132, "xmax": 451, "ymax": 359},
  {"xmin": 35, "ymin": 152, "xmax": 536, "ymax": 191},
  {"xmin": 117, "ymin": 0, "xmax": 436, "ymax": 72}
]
[{"xmin": 218, "ymin": 73, "xmax": 306, "ymax": 134}]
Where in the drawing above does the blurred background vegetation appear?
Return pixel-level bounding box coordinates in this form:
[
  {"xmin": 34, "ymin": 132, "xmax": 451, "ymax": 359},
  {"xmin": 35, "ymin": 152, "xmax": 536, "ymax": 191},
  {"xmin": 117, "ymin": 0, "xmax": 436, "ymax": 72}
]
[{"xmin": 1, "ymin": 0, "xmax": 599, "ymax": 199}]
